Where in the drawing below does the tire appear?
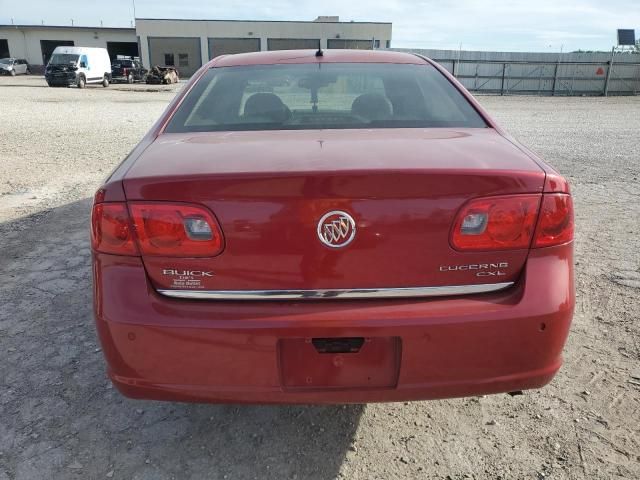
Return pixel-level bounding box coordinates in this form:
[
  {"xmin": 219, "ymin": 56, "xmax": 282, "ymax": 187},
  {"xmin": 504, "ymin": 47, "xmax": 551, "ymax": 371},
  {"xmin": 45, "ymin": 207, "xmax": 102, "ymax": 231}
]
[
  {"xmin": 102, "ymin": 76, "xmax": 109, "ymax": 88},
  {"xmin": 127, "ymin": 73, "xmax": 134, "ymax": 84},
  {"xmin": 10, "ymin": 69, "xmax": 15, "ymax": 76},
  {"xmin": 77, "ymin": 75, "xmax": 86, "ymax": 89}
]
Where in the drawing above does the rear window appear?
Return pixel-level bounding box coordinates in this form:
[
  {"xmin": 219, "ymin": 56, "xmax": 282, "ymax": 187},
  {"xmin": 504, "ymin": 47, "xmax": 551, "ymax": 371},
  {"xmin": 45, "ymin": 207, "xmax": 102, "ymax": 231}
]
[{"xmin": 164, "ymin": 63, "xmax": 487, "ymax": 133}]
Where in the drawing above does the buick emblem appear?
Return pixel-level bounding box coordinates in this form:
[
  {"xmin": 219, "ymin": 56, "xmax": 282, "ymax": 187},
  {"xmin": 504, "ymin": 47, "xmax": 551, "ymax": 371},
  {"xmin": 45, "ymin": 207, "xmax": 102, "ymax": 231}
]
[{"xmin": 317, "ymin": 211, "xmax": 356, "ymax": 248}]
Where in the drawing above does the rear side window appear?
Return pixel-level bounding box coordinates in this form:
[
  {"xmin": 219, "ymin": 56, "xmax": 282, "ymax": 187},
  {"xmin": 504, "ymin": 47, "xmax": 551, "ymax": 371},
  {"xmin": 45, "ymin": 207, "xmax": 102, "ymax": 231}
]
[{"xmin": 165, "ymin": 63, "xmax": 487, "ymax": 133}]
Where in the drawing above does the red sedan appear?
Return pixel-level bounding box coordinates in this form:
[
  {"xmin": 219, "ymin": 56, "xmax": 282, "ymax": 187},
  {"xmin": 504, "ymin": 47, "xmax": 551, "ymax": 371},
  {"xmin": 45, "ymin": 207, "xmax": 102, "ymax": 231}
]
[{"xmin": 91, "ymin": 49, "xmax": 574, "ymax": 404}]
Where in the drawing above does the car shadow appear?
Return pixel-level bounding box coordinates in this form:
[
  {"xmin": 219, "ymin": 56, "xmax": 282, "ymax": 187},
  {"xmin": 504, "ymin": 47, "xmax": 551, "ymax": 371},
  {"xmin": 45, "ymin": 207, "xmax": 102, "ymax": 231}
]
[{"xmin": 0, "ymin": 198, "xmax": 364, "ymax": 480}]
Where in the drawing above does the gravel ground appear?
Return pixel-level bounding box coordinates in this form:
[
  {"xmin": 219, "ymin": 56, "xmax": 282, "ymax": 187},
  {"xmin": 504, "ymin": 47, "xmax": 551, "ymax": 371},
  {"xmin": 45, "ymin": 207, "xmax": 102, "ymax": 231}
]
[{"xmin": 1, "ymin": 75, "xmax": 639, "ymax": 479}]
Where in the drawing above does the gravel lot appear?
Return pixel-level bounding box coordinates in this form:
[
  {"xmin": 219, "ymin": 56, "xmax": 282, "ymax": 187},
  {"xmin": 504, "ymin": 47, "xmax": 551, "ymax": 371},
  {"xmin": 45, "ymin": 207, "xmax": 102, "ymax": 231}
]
[{"xmin": 1, "ymin": 75, "xmax": 639, "ymax": 480}]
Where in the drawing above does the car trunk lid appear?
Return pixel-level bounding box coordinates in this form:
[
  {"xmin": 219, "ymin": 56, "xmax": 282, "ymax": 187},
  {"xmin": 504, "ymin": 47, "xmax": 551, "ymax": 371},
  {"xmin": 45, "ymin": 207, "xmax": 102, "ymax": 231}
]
[{"xmin": 123, "ymin": 128, "xmax": 545, "ymax": 294}]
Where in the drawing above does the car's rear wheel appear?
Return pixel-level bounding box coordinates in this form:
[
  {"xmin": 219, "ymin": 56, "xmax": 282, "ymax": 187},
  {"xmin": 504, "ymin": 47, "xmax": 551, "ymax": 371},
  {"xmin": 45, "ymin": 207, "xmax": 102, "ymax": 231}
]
[
  {"xmin": 77, "ymin": 75, "xmax": 86, "ymax": 89},
  {"xmin": 127, "ymin": 73, "xmax": 134, "ymax": 84},
  {"xmin": 102, "ymin": 76, "xmax": 110, "ymax": 88}
]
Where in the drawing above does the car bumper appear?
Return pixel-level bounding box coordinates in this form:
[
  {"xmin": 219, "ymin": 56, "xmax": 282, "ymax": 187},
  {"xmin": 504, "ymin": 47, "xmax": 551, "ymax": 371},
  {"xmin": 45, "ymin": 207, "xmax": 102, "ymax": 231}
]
[
  {"xmin": 93, "ymin": 244, "xmax": 574, "ymax": 404},
  {"xmin": 111, "ymin": 75, "xmax": 133, "ymax": 82},
  {"xmin": 45, "ymin": 72, "xmax": 77, "ymax": 85}
]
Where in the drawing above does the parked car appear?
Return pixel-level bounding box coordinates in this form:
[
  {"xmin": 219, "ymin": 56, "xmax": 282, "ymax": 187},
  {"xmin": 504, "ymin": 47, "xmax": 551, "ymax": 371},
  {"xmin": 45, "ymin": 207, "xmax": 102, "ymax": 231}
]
[
  {"xmin": 145, "ymin": 66, "xmax": 179, "ymax": 84},
  {"xmin": 111, "ymin": 57, "xmax": 147, "ymax": 84},
  {"xmin": 45, "ymin": 46, "xmax": 111, "ymax": 88},
  {"xmin": 0, "ymin": 58, "xmax": 30, "ymax": 75},
  {"xmin": 91, "ymin": 49, "xmax": 574, "ymax": 404}
]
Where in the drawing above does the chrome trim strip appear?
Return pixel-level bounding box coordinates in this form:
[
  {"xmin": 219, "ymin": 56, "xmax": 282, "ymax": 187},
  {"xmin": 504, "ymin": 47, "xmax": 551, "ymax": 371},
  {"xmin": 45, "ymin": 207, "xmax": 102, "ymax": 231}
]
[{"xmin": 157, "ymin": 282, "xmax": 514, "ymax": 300}]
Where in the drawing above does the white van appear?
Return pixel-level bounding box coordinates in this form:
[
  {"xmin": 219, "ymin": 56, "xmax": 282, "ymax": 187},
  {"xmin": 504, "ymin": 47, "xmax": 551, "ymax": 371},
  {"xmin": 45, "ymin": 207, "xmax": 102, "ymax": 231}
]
[{"xmin": 45, "ymin": 46, "xmax": 112, "ymax": 88}]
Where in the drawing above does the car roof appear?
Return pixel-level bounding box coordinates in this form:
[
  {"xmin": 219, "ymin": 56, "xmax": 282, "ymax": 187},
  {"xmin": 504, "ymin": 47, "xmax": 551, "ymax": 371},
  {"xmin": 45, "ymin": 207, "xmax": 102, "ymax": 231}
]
[{"xmin": 210, "ymin": 49, "xmax": 427, "ymax": 68}]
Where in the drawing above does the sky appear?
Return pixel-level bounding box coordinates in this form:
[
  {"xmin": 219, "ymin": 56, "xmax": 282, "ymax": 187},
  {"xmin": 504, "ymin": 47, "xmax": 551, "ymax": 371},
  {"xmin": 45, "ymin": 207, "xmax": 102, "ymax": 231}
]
[{"xmin": 1, "ymin": 0, "xmax": 639, "ymax": 52}]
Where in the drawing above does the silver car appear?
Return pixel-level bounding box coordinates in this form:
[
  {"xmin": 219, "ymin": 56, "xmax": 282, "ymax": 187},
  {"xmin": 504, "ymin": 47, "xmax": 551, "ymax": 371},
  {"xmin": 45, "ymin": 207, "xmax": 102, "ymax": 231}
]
[{"xmin": 0, "ymin": 58, "xmax": 30, "ymax": 76}]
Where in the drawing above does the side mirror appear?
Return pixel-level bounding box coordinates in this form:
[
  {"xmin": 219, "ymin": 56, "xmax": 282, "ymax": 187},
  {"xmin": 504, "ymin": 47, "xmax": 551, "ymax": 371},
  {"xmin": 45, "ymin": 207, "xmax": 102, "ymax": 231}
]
[{"xmin": 79, "ymin": 62, "xmax": 87, "ymax": 68}]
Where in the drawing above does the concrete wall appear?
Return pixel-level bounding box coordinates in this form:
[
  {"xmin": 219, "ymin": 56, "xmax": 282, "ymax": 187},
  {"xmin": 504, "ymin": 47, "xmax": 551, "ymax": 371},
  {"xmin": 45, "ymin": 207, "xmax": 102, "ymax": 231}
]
[
  {"xmin": 0, "ymin": 26, "xmax": 136, "ymax": 68},
  {"xmin": 136, "ymin": 19, "xmax": 393, "ymax": 71}
]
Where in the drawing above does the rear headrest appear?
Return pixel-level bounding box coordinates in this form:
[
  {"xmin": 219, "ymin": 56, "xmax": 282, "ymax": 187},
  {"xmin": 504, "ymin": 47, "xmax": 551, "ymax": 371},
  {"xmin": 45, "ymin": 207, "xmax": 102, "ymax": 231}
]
[
  {"xmin": 244, "ymin": 93, "xmax": 290, "ymax": 123},
  {"xmin": 351, "ymin": 93, "xmax": 392, "ymax": 121}
]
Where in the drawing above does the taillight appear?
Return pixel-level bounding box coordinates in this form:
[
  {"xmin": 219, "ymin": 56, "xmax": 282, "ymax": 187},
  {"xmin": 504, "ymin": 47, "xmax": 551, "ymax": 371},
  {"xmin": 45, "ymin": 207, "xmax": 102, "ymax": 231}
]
[
  {"xmin": 451, "ymin": 195, "xmax": 540, "ymax": 251},
  {"xmin": 129, "ymin": 202, "xmax": 224, "ymax": 257},
  {"xmin": 91, "ymin": 203, "xmax": 138, "ymax": 255},
  {"xmin": 532, "ymin": 194, "xmax": 574, "ymax": 248},
  {"xmin": 451, "ymin": 193, "xmax": 574, "ymax": 251}
]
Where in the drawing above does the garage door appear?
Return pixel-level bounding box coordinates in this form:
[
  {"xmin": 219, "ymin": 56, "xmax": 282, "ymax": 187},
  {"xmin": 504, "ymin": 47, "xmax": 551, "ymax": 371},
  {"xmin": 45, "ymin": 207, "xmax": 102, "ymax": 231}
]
[
  {"xmin": 107, "ymin": 41, "xmax": 139, "ymax": 61},
  {"xmin": 327, "ymin": 39, "xmax": 373, "ymax": 50},
  {"xmin": 267, "ymin": 39, "xmax": 320, "ymax": 51},
  {"xmin": 148, "ymin": 37, "xmax": 201, "ymax": 77},
  {"xmin": 0, "ymin": 39, "xmax": 9, "ymax": 59},
  {"xmin": 208, "ymin": 38, "xmax": 260, "ymax": 59},
  {"xmin": 40, "ymin": 40, "xmax": 74, "ymax": 66}
]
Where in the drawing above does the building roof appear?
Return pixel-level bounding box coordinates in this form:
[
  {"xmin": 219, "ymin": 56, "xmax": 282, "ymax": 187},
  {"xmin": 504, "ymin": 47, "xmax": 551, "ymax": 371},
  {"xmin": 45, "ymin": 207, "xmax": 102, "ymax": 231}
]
[
  {"xmin": 135, "ymin": 18, "xmax": 391, "ymax": 25},
  {"xmin": 0, "ymin": 24, "xmax": 134, "ymax": 31}
]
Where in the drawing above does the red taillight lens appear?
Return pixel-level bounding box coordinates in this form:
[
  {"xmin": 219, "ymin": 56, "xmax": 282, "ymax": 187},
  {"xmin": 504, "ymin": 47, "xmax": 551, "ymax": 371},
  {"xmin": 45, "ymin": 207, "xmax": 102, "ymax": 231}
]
[
  {"xmin": 532, "ymin": 194, "xmax": 574, "ymax": 248},
  {"xmin": 129, "ymin": 202, "xmax": 224, "ymax": 257},
  {"xmin": 451, "ymin": 195, "xmax": 540, "ymax": 251},
  {"xmin": 91, "ymin": 203, "xmax": 138, "ymax": 255}
]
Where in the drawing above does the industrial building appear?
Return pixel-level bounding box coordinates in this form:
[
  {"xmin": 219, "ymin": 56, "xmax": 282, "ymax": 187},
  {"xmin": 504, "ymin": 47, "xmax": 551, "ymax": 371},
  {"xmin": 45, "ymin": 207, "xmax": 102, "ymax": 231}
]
[
  {"xmin": 136, "ymin": 18, "xmax": 392, "ymax": 76},
  {"xmin": 0, "ymin": 17, "xmax": 392, "ymax": 75}
]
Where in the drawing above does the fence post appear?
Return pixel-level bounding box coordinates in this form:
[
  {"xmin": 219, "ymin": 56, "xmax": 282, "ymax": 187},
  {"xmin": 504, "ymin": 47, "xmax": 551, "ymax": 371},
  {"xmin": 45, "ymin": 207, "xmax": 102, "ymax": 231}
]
[
  {"xmin": 500, "ymin": 63, "xmax": 506, "ymax": 95},
  {"xmin": 603, "ymin": 47, "xmax": 615, "ymax": 96},
  {"xmin": 552, "ymin": 62, "xmax": 559, "ymax": 96},
  {"xmin": 474, "ymin": 63, "xmax": 479, "ymax": 91}
]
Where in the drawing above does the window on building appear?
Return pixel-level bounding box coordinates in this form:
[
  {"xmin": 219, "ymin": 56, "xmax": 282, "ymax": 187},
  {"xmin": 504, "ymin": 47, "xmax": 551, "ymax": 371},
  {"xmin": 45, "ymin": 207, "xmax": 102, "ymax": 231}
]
[
  {"xmin": 386, "ymin": 40, "xmax": 391, "ymax": 48},
  {"xmin": 164, "ymin": 53, "xmax": 175, "ymax": 66},
  {"xmin": 374, "ymin": 40, "xmax": 380, "ymax": 49},
  {"xmin": 178, "ymin": 53, "xmax": 189, "ymax": 67}
]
